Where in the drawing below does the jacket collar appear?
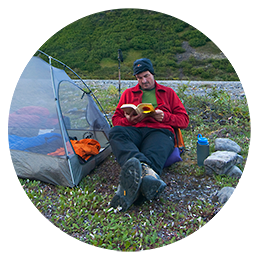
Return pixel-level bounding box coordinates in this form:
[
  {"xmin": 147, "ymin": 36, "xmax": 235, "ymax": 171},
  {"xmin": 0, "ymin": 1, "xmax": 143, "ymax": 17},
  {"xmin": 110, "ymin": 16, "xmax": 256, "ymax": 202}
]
[{"xmin": 132, "ymin": 81, "xmax": 166, "ymax": 93}]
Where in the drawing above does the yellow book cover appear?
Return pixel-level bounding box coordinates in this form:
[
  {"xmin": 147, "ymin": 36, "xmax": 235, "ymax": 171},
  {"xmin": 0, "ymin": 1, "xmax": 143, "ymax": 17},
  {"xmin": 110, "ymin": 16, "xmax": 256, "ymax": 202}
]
[{"xmin": 120, "ymin": 103, "xmax": 155, "ymax": 115}]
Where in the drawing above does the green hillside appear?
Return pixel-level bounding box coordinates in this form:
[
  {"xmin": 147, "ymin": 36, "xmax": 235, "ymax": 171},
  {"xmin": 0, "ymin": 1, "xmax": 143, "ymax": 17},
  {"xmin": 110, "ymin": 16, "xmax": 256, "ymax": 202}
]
[{"xmin": 40, "ymin": 9, "xmax": 239, "ymax": 81}]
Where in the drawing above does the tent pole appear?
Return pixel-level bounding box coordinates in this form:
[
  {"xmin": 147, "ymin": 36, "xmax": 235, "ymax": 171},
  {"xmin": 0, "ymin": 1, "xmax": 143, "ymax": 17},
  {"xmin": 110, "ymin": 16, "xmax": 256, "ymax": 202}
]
[
  {"xmin": 38, "ymin": 50, "xmax": 112, "ymax": 128},
  {"xmin": 49, "ymin": 56, "xmax": 76, "ymax": 186}
]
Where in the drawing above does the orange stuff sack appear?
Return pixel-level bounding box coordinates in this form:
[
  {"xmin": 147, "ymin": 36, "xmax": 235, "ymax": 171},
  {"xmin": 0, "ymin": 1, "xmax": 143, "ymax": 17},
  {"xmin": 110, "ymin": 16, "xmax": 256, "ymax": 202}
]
[
  {"xmin": 174, "ymin": 128, "xmax": 185, "ymax": 149},
  {"xmin": 48, "ymin": 139, "xmax": 101, "ymax": 161},
  {"xmin": 70, "ymin": 139, "xmax": 101, "ymax": 160}
]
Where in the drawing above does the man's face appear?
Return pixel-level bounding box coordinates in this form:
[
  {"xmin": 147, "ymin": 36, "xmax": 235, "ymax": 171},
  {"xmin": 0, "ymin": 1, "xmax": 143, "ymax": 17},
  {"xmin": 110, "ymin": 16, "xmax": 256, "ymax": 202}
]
[{"xmin": 135, "ymin": 71, "xmax": 155, "ymax": 90}]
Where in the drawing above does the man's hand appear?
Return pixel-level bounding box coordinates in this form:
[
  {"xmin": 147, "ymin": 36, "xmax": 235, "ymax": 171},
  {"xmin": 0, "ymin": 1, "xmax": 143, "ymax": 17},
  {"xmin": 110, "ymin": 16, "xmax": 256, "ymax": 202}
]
[
  {"xmin": 152, "ymin": 109, "xmax": 164, "ymax": 122},
  {"xmin": 125, "ymin": 109, "xmax": 164, "ymax": 123},
  {"xmin": 125, "ymin": 111, "xmax": 146, "ymax": 124}
]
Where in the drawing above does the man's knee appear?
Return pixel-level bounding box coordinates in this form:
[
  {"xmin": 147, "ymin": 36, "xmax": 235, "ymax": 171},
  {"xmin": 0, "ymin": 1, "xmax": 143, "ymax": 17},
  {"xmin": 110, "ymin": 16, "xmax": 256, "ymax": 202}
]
[{"xmin": 109, "ymin": 126, "xmax": 125, "ymax": 139}]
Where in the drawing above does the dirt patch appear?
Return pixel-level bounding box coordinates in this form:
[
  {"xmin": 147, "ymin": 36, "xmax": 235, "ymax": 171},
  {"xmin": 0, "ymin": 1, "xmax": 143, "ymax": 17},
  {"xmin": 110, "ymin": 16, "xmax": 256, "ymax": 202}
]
[{"xmin": 176, "ymin": 41, "xmax": 196, "ymax": 63}]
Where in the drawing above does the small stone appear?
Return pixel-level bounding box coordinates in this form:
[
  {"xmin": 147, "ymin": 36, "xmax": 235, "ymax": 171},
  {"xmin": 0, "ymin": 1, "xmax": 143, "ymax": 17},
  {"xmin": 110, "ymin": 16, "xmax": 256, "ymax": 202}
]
[
  {"xmin": 204, "ymin": 151, "xmax": 238, "ymax": 175},
  {"xmin": 215, "ymin": 138, "xmax": 241, "ymax": 153},
  {"xmin": 217, "ymin": 187, "xmax": 235, "ymax": 204},
  {"xmin": 226, "ymin": 165, "xmax": 242, "ymax": 179},
  {"xmin": 236, "ymin": 154, "xmax": 244, "ymax": 164}
]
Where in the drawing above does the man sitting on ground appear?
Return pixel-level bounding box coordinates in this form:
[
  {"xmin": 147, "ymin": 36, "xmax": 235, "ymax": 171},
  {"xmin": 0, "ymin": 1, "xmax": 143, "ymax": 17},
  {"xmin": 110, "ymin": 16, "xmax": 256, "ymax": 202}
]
[{"xmin": 109, "ymin": 58, "xmax": 189, "ymax": 211}]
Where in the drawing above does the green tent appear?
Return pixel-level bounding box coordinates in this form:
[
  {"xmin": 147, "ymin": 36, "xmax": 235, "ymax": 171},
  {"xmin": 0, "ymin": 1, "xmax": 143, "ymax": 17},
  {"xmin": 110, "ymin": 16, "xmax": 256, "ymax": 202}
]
[{"xmin": 8, "ymin": 52, "xmax": 112, "ymax": 187}]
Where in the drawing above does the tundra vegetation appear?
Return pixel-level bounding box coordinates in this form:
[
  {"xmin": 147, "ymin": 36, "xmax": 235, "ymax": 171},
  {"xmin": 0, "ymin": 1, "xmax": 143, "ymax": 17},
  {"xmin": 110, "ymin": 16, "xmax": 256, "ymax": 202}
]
[{"xmin": 20, "ymin": 84, "xmax": 250, "ymax": 251}]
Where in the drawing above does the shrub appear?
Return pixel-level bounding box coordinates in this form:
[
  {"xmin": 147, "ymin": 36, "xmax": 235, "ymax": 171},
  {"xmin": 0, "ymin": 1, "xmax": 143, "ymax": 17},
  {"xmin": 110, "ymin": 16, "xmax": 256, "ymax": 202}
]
[
  {"xmin": 226, "ymin": 64, "xmax": 236, "ymax": 73},
  {"xmin": 174, "ymin": 40, "xmax": 182, "ymax": 47},
  {"xmin": 83, "ymin": 60, "xmax": 101, "ymax": 72},
  {"xmin": 191, "ymin": 67, "xmax": 204, "ymax": 76},
  {"xmin": 130, "ymin": 36, "xmax": 150, "ymax": 50},
  {"xmin": 201, "ymin": 71, "xmax": 211, "ymax": 79},
  {"xmin": 182, "ymin": 28, "xmax": 209, "ymax": 47},
  {"xmin": 189, "ymin": 38, "xmax": 207, "ymax": 47},
  {"xmin": 174, "ymin": 23, "xmax": 187, "ymax": 32}
]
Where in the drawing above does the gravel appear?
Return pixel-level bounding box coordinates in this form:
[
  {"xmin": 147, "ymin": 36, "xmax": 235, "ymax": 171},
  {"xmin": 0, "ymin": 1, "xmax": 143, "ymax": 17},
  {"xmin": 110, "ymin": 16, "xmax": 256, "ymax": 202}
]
[{"xmin": 74, "ymin": 79, "xmax": 245, "ymax": 100}]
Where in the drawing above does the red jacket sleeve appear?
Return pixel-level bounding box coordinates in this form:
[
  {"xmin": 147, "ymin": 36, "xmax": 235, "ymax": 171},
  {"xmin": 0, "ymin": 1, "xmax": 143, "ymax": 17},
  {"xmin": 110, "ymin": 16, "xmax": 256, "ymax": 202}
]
[
  {"xmin": 112, "ymin": 88, "xmax": 139, "ymax": 127},
  {"xmin": 160, "ymin": 89, "xmax": 189, "ymax": 129}
]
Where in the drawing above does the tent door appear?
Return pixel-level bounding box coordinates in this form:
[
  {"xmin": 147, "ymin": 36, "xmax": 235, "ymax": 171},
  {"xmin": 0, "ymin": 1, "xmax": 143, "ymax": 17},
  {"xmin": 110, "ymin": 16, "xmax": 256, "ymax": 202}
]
[{"xmin": 67, "ymin": 129, "xmax": 109, "ymax": 148}]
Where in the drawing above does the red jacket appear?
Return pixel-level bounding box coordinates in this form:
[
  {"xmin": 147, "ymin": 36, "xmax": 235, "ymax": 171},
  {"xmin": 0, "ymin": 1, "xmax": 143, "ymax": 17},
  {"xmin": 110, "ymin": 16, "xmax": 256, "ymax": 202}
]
[{"xmin": 112, "ymin": 81, "xmax": 189, "ymax": 133}]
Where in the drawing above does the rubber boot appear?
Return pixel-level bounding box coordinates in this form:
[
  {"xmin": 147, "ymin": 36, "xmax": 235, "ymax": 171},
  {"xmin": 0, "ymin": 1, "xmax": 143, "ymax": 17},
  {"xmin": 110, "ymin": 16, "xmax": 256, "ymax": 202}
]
[
  {"xmin": 140, "ymin": 163, "xmax": 166, "ymax": 200},
  {"xmin": 110, "ymin": 157, "xmax": 142, "ymax": 211}
]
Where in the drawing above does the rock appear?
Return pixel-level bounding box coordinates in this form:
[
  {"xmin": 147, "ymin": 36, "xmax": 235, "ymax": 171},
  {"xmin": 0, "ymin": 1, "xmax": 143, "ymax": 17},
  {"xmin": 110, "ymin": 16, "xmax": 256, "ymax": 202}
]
[
  {"xmin": 217, "ymin": 187, "xmax": 235, "ymax": 204},
  {"xmin": 215, "ymin": 138, "xmax": 241, "ymax": 153},
  {"xmin": 226, "ymin": 165, "xmax": 242, "ymax": 178},
  {"xmin": 236, "ymin": 154, "xmax": 244, "ymax": 164},
  {"xmin": 204, "ymin": 151, "xmax": 238, "ymax": 175}
]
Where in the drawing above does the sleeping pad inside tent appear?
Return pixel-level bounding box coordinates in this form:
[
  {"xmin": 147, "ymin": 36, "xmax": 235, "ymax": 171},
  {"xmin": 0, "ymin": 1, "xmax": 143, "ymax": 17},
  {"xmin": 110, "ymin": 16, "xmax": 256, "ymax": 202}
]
[{"xmin": 8, "ymin": 54, "xmax": 112, "ymax": 187}]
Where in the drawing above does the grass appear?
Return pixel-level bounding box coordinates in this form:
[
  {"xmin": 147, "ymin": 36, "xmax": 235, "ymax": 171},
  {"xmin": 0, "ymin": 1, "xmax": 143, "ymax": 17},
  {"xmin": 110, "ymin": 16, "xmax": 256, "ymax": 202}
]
[
  {"xmin": 100, "ymin": 58, "xmax": 116, "ymax": 68},
  {"xmin": 196, "ymin": 41, "xmax": 222, "ymax": 55},
  {"xmin": 19, "ymin": 84, "xmax": 250, "ymax": 251}
]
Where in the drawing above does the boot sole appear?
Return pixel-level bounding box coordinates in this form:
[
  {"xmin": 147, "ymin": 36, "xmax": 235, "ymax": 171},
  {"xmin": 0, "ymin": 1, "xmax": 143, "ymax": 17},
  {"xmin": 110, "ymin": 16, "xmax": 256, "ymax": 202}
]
[{"xmin": 111, "ymin": 157, "xmax": 142, "ymax": 211}]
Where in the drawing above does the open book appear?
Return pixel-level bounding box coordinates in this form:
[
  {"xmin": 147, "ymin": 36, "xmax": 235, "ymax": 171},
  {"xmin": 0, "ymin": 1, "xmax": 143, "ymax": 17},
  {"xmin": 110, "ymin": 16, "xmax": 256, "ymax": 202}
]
[{"xmin": 120, "ymin": 103, "xmax": 155, "ymax": 115}]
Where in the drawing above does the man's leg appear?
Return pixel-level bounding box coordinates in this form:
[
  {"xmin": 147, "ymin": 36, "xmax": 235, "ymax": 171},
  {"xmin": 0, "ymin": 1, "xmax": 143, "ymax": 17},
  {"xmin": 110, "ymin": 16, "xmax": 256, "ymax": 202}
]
[
  {"xmin": 136, "ymin": 128, "xmax": 174, "ymax": 200},
  {"xmin": 140, "ymin": 128, "xmax": 175, "ymax": 175},
  {"xmin": 109, "ymin": 126, "xmax": 175, "ymax": 205},
  {"xmin": 110, "ymin": 157, "xmax": 142, "ymax": 211},
  {"xmin": 109, "ymin": 126, "xmax": 153, "ymax": 167}
]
